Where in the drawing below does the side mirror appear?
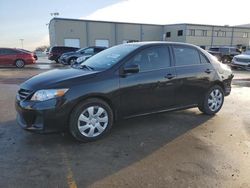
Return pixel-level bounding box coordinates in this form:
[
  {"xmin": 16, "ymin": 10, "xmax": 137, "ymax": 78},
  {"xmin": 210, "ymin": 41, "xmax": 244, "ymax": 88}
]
[{"xmin": 122, "ymin": 64, "xmax": 139, "ymax": 74}]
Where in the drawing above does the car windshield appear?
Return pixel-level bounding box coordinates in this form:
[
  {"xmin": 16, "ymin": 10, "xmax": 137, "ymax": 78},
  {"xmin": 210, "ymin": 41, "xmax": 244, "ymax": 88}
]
[
  {"xmin": 76, "ymin": 48, "xmax": 87, "ymax": 53},
  {"xmin": 80, "ymin": 44, "xmax": 139, "ymax": 71}
]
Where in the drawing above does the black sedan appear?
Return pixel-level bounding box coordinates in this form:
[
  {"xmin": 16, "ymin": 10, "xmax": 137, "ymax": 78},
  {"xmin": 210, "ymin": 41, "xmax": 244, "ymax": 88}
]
[
  {"xmin": 16, "ymin": 42, "xmax": 233, "ymax": 142},
  {"xmin": 59, "ymin": 46, "xmax": 107, "ymax": 65}
]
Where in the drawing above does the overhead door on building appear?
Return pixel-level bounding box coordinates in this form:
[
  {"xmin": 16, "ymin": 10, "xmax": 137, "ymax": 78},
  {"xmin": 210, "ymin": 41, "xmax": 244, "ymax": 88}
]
[
  {"xmin": 64, "ymin": 38, "xmax": 80, "ymax": 48},
  {"xmin": 95, "ymin": 39, "xmax": 109, "ymax": 47}
]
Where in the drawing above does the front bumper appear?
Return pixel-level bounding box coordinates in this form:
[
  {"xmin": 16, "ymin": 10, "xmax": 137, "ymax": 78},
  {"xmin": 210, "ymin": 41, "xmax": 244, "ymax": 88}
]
[
  {"xmin": 15, "ymin": 97, "xmax": 70, "ymax": 133},
  {"xmin": 223, "ymin": 74, "xmax": 234, "ymax": 96},
  {"xmin": 231, "ymin": 60, "xmax": 250, "ymax": 70}
]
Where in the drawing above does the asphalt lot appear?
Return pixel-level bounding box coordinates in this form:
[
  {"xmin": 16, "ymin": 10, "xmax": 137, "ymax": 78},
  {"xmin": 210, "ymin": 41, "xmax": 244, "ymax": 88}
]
[{"xmin": 0, "ymin": 61, "xmax": 250, "ymax": 188}]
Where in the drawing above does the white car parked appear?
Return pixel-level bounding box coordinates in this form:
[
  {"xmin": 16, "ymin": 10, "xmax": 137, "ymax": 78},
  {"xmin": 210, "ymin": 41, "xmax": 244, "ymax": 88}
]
[{"xmin": 231, "ymin": 50, "xmax": 250, "ymax": 70}]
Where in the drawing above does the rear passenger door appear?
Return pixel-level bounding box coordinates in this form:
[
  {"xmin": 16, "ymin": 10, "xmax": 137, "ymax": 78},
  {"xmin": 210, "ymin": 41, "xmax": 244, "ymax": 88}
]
[{"xmin": 172, "ymin": 45, "xmax": 215, "ymax": 106}]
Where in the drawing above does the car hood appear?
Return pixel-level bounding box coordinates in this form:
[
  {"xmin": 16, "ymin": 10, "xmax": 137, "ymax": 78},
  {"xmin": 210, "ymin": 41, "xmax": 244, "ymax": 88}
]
[
  {"xmin": 20, "ymin": 68, "xmax": 99, "ymax": 90},
  {"xmin": 234, "ymin": 54, "xmax": 250, "ymax": 59}
]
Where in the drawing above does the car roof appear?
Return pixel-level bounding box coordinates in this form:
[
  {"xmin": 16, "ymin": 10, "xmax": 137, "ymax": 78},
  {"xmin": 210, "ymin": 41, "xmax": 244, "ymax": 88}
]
[{"xmin": 122, "ymin": 41, "xmax": 201, "ymax": 49}]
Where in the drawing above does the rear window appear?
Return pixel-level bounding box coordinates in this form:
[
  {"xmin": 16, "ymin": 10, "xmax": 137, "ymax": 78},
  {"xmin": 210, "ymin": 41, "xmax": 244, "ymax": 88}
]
[
  {"xmin": 173, "ymin": 46, "xmax": 201, "ymax": 66},
  {"xmin": 209, "ymin": 48, "xmax": 219, "ymax": 52},
  {"xmin": 50, "ymin": 47, "xmax": 78, "ymax": 53}
]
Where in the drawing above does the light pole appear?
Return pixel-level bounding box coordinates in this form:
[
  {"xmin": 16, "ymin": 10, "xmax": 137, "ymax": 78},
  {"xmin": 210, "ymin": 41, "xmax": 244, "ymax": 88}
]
[
  {"xmin": 20, "ymin": 39, "xmax": 24, "ymax": 49},
  {"xmin": 50, "ymin": 12, "xmax": 59, "ymax": 17}
]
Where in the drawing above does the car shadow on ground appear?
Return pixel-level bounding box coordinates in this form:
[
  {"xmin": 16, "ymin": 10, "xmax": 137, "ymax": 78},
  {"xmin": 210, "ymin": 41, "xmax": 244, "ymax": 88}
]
[{"xmin": 0, "ymin": 109, "xmax": 212, "ymax": 187}]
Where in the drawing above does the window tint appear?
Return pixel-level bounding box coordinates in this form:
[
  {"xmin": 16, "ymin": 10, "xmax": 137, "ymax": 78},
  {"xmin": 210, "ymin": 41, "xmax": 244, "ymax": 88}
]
[
  {"xmin": 173, "ymin": 46, "xmax": 200, "ymax": 66},
  {"xmin": 200, "ymin": 54, "xmax": 209, "ymax": 64},
  {"xmin": 127, "ymin": 46, "xmax": 171, "ymax": 72}
]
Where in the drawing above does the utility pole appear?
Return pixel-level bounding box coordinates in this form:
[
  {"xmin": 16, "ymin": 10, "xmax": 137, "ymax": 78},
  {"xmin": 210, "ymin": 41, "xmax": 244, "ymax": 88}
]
[{"xmin": 20, "ymin": 39, "xmax": 24, "ymax": 49}]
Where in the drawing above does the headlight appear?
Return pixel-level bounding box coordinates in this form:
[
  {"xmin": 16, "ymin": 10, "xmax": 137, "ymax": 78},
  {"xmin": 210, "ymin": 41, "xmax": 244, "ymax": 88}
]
[
  {"xmin": 76, "ymin": 56, "xmax": 88, "ymax": 63},
  {"xmin": 31, "ymin": 89, "xmax": 69, "ymax": 101}
]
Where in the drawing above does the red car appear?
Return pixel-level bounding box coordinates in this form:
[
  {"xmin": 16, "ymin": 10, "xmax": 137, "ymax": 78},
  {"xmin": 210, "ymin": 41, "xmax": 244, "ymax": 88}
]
[{"xmin": 0, "ymin": 48, "xmax": 36, "ymax": 68}]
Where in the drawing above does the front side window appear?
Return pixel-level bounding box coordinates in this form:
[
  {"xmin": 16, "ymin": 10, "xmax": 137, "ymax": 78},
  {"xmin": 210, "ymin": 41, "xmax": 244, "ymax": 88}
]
[
  {"xmin": 126, "ymin": 46, "xmax": 171, "ymax": 72},
  {"xmin": 173, "ymin": 46, "xmax": 200, "ymax": 66},
  {"xmin": 200, "ymin": 53, "xmax": 210, "ymax": 64}
]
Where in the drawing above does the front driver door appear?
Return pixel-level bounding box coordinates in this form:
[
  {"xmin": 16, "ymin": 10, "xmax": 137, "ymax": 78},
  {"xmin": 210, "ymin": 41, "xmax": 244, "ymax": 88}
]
[{"xmin": 119, "ymin": 45, "xmax": 177, "ymax": 118}]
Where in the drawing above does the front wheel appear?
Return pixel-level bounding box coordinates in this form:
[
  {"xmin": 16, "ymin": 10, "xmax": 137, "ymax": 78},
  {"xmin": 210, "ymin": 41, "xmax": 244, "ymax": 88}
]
[
  {"xmin": 68, "ymin": 57, "xmax": 76, "ymax": 65},
  {"xmin": 198, "ymin": 85, "xmax": 224, "ymax": 115},
  {"xmin": 69, "ymin": 98, "xmax": 113, "ymax": 142}
]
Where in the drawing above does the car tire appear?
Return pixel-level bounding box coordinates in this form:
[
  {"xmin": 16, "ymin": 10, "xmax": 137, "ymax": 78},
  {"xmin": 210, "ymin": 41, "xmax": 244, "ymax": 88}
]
[
  {"xmin": 69, "ymin": 98, "xmax": 114, "ymax": 142},
  {"xmin": 231, "ymin": 66, "xmax": 237, "ymax": 70},
  {"xmin": 68, "ymin": 57, "xmax": 76, "ymax": 65},
  {"xmin": 198, "ymin": 85, "xmax": 224, "ymax": 115},
  {"xmin": 15, "ymin": 59, "xmax": 25, "ymax": 68}
]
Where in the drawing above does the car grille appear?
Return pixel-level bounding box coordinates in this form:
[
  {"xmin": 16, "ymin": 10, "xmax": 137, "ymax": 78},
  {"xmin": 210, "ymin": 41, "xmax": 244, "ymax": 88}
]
[
  {"xmin": 235, "ymin": 58, "xmax": 250, "ymax": 63},
  {"xmin": 18, "ymin": 89, "xmax": 33, "ymax": 101}
]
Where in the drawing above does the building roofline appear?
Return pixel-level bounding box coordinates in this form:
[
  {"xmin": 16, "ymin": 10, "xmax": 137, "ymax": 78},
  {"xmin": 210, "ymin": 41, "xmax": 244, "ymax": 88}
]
[
  {"xmin": 49, "ymin": 17, "xmax": 164, "ymax": 26},
  {"xmin": 49, "ymin": 18, "xmax": 250, "ymax": 30}
]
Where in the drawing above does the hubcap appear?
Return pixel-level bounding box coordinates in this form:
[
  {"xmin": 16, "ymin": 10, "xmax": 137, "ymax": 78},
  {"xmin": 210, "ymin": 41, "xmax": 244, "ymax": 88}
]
[
  {"xmin": 77, "ymin": 106, "xmax": 108, "ymax": 137},
  {"xmin": 208, "ymin": 89, "xmax": 223, "ymax": 112},
  {"xmin": 16, "ymin": 60, "xmax": 24, "ymax": 67}
]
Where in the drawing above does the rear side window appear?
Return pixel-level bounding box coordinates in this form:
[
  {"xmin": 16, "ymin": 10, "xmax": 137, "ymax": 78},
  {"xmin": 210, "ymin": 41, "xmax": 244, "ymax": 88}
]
[
  {"xmin": 173, "ymin": 46, "xmax": 200, "ymax": 66},
  {"xmin": 127, "ymin": 46, "xmax": 171, "ymax": 72}
]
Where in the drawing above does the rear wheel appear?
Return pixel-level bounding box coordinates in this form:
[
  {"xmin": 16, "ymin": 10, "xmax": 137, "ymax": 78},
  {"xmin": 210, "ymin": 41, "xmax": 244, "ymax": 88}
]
[
  {"xmin": 198, "ymin": 85, "xmax": 224, "ymax": 115},
  {"xmin": 69, "ymin": 98, "xmax": 113, "ymax": 142},
  {"xmin": 15, "ymin": 59, "xmax": 25, "ymax": 68}
]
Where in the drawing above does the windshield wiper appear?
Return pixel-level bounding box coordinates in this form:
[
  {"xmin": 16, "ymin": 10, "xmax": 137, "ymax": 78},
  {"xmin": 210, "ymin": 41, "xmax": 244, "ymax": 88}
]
[{"xmin": 79, "ymin": 64, "xmax": 94, "ymax": 71}]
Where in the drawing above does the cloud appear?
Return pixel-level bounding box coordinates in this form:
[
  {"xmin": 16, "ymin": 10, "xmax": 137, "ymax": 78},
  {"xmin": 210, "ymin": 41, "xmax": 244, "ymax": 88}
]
[{"xmin": 83, "ymin": 0, "xmax": 250, "ymax": 26}]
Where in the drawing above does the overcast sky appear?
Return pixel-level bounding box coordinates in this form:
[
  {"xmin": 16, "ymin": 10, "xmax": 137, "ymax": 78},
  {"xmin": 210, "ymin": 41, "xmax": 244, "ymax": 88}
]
[{"xmin": 1, "ymin": 0, "xmax": 250, "ymax": 50}]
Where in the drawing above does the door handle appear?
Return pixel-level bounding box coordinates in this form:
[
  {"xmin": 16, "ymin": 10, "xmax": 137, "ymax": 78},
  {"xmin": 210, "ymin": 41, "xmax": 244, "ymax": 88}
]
[
  {"xmin": 164, "ymin": 74, "xmax": 175, "ymax": 79},
  {"xmin": 205, "ymin": 69, "xmax": 212, "ymax": 74}
]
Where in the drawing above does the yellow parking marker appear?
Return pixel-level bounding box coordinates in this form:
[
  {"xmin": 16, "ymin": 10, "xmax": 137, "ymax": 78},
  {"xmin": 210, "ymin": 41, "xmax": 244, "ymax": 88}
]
[{"xmin": 60, "ymin": 146, "xmax": 78, "ymax": 188}]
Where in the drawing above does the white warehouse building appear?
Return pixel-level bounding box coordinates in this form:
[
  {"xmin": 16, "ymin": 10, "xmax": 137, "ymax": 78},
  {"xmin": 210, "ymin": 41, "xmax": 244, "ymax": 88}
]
[{"xmin": 49, "ymin": 18, "xmax": 250, "ymax": 49}]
